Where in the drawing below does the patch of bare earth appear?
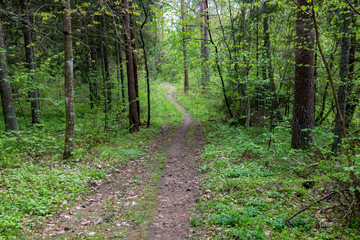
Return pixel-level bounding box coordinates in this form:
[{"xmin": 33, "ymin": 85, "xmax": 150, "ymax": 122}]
[
  {"xmin": 146, "ymin": 83, "xmax": 203, "ymax": 240},
  {"xmin": 32, "ymin": 83, "xmax": 203, "ymax": 240}
]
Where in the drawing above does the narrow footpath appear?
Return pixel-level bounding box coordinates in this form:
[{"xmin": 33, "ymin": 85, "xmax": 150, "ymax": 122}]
[
  {"xmin": 146, "ymin": 83, "xmax": 203, "ymax": 240},
  {"xmin": 35, "ymin": 83, "xmax": 202, "ymax": 240}
]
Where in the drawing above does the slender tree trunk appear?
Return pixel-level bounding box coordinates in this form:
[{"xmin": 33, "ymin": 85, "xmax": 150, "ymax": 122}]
[
  {"xmin": 20, "ymin": 0, "xmax": 41, "ymax": 125},
  {"xmin": 181, "ymin": 0, "xmax": 189, "ymax": 92},
  {"xmin": 315, "ymin": 82, "xmax": 329, "ymax": 125},
  {"xmin": 315, "ymin": 45, "xmax": 337, "ymax": 125},
  {"xmin": 332, "ymin": 9, "xmax": 352, "ymax": 153},
  {"xmin": 123, "ymin": 0, "xmax": 139, "ymax": 133},
  {"xmin": 116, "ymin": 40, "xmax": 126, "ymax": 107},
  {"xmin": 84, "ymin": 23, "xmax": 95, "ymax": 110},
  {"xmin": 99, "ymin": 14, "xmax": 109, "ymax": 129},
  {"xmin": 208, "ymin": 29, "xmax": 233, "ymax": 118},
  {"xmin": 140, "ymin": 0, "xmax": 151, "ymax": 127},
  {"xmin": 263, "ymin": 0, "xmax": 280, "ymax": 118},
  {"xmin": 291, "ymin": 0, "xmax": 315, "ymax": 149},
  {"xmin": 63, "ymin": 0, "xmax": 75, "ymax": 159},
  {"xmin": 130, "ymin": 5, "xmax": 140, "ymax": 121},
  {"xmin": 227, "ymin": 2, "xmax": 241, "ymax": 97},
  {"xmin": 345, "ymin": 7, "xmax": 358, "ymax": 128},
  {"xmin": 255, "ymin": 5, "xmax": 260, "ymax": 110},
  {"xmin": 242, "ymin": 2, "xmax": 250, "ymax": 128},
  {"xmin": 200, "ymin": 0, "xmax": 209, "ymax": 91},
  {"xmin": 0, "ymin": 18, "xmax": 19, "ymax": 131}
]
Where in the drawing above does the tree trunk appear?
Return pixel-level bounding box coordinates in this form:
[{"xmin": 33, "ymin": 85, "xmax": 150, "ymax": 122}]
[
  {"xmin": 20, "ymin": 0, "xmax": 41, "ymax": 125},
  {"xmin": 123, "ymin": 0, "xmax": 139, "ymax": 133},
  {"xmin": 242, "ymin": 2, "xmax": 250, "ymax": 128},
  {"xmin": 208, "ymin": 28, "xmax": 233, "ymax": 118},
  {"xmin": 63, "ymin": 0, "xmax": 75, "ymax": 159},
  {"xmin": 181, "ymin": 0, "xmax": 189, "ymax": 92},
  {"xmin": 263, "ymin": 0, "xmax": 280, "ymax": 118},
  {"xmin": 99, "ymin": 13, "xmax": 110, "ymax": 129},
  {"xmin": 89, "ymin": 24, "xmax": 99, "ymax": 106},
  {"xmin": 345, "ymin": 7, "xmax": 358, "ymax": 128},
  {"xmin": 140, "ymin": 0, "xmax": 151, "ymax": 127},
  {"xmin": 84, "ymin": 23, "xmax": 95, "ymax": 110},
  {"xmin": 291, "ymin": 0, "xmax": 315, "ymax": 149},
  {"xmin": 130, "ymin": 5, "xmax": 140, "ymax": 121},
  {"xmin": 332, "ymin": 9, "xmax": 352, "ymax": 153},
  {"xmin": 0, "ymin": 18, "xmax": 19, "ymax": 131},
  {"xmin": 255, "ymin": 5, "xmax": 260, "ymax": 110},
  {"xmin": 200, "ymin": 0, "xmax": 209, "ymax": 91},
  {"xmin": 116, "ymin": 40, "xmax": 126, "ymax": 107}
]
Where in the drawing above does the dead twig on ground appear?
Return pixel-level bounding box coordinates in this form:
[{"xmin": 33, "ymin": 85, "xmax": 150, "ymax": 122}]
[{"xmin": 285, "ymin": 192, "xmax": 337, "ymax": 223}]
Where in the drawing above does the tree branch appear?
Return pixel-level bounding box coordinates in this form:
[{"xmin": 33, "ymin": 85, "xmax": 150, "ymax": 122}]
[{"xmin": 344, "ymin": 0, "xmax": 360, "ymax": 15}]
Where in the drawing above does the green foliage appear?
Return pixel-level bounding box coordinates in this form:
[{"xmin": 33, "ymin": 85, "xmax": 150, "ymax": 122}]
[
  {"xmin": 190, "ymin": 120, "xmax": 360, "ymax": 239},
  {"xmin": 0, "ymin": 164, "xmax": 104, "ymax": 237},
  {"xmin": 0, "ymin": 80, "xmax": 180, "ymax": 238}
]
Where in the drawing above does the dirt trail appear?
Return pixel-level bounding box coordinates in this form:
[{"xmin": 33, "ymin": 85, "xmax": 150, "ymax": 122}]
[
  {"xmin": 146, "ymin": 83, "xmax": 202, "ymax": 240},
  {"xmin": 33, "ymin": 83, "xmax": 202, "ymax": 240}
]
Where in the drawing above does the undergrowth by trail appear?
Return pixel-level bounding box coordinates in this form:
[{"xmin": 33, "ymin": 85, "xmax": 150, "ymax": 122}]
[
  {"xmin": 173, "ymin": 87, "xmax": 360, "ymax": 239},
  {"xmin": 0, "ymin": 82, "xmax": 182, "ymax": 239}
]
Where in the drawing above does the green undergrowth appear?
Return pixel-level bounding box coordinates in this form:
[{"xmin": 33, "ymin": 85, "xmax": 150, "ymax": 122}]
[
  {"xmin": 174, "ymin": 89, "xmax": 360, "ymax": 239},
  {"xmin": 0, "ymin": 82, "xmax": 182, "ymax": 239}
]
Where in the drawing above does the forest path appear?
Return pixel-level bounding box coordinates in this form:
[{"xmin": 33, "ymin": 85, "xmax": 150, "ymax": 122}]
[
  {"xmin": 35, "ymin": 83, "xmax": 203, "ymax": 239},
  {"xmin": 146, "ymin": 83, "xmax": 203, "ymax": 240}
]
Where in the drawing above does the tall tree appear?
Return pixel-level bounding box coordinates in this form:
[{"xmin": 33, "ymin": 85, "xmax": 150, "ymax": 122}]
[
  {"xmin": 139, "ymin": 0, "xmax": 151, "ymax": 127},
  {"xmin": 20, "ymin": 0, "xmax": 41, "ymax": 125},
  {"xmin": 242, "ymin": 1, "xmax": 250, "ymax": 128},
  {"xmin": 291, "ymin": 0, "xmax": 315, "ymax": 149},
  {"xmin": 345, "ymin": 3, "xmax": 358, "ymax": 128},
  {"xmin": 116, "ymin": 39, "xmax": 126, "ymax": 107},
  {"xmin": 122, "ymin": 0, "xmax": 139, "ymax": 133},
  {"xmin": 263, "ymin": 0, "xmax": 280, "ymax": 118},
  {"xmin": 332, "ymin": 8, "xmax": 352, "ymax": 153},
  {"xmin": 181, "ymin": 0, "xmax": 189, "ymax": 92},
  {"xmin": 63, "ymin": 0, "xmax": 75, "ymax": 159},
  {"xmin": 0, "ymin": 18, "xmax": 19, "ymax": 132},
  {"xmin": 200, "ymin": 0, "xmax": 209, "ymax": 90},
  {"xmin": 99, "ymin": 13, "xmax": 110, "ymax": 129},
  {"xmin": 84, "ymin": 22, "xmax": 97, "ymax": 109},
  {"xmin": 130, "ymin": 2, "xmax": 140, "ymax": 121}
]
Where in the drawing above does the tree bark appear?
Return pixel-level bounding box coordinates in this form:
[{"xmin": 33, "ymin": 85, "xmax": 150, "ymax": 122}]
[
  {"xmin": 122, "ymin": 0, "xmax": 139, "ymax": 133},
  {"xmin": 0, "ymin": 18, "xmax": 19, "ymax": 131},
  {"xmin": 242, "ymin": 2, "xmax": 250, "ymax": 128},
  {"xmin": 20, "ymin": 0, "xmax": 41, "ymax": 125},
  {"xmin": 291, "ymin": 0, "xmax": 315, "ymax": 149},
  {"xmin": 63, "ymin": 0, "xmax": 75, "ymax": 159},
  {"xmin": 140, "ymin": 0, "xmax": 151, "ymax": 127},
  {"xmin": 345, "ymin": 6, "xmax": 358, "ymax": 128},
  {"xmin": 332, "ymin": 9, "xmax": 352, "ymax": 153},
  {"xmin": 181, "ymin": 0, "xmax": 189, "ymax": 92},
  {"xmin": 116, "ymin": 40, "xmax": 126, "ymax": 107},
  {"xmin": 99, "ymin": 13, "xmax": 110, "ymax": 129},
  {"xmin": 200, "ymin": 0, "xmax": 209, "ymax": 91},
  {"xmin": 84, "ymin": 22, "xmax": 96, "ymax": 110},
  {"xmin": 263, "ymin": 0, "xmax": 280, "ymax": 119},
  {"xmin": 130, "ymin": 5, "xmax": 140, "ymax": 121},
  {"xmin": 208, "ymin": 28, "xmax": 233, "ymax": 118}
]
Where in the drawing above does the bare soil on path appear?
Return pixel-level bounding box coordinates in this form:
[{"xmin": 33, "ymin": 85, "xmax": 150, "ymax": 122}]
[
  {"xmin": 146, "ymin": 83, "xmax": 203, "ymax": 240},
  {"xmin": 33, "ymin": 83, "xmax": 202, "ymax": 240}
]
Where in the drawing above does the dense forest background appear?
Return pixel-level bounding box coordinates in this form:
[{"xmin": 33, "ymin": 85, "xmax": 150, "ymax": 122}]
[{"xmin": 0, "ymin": 0, "xmax": 359, "ymax": 238}]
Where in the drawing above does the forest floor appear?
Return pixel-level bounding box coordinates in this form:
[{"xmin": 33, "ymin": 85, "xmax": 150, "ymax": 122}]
[{"xmin": 35, "ymin": 83, "xmax": 203, "ymax": 240}]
